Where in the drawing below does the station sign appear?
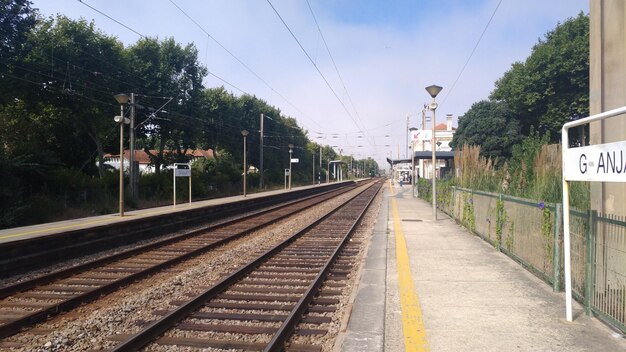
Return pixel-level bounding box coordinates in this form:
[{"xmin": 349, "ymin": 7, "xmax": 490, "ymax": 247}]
[
  {"xmin": 410, "ymin": 129, "xmax": 432, "ymax": 141},
  {"xmin": 563, "ymin": 140, "xmax": 626, "ymax": 182},
  {"xmin": 174, "ymin": 164, "xmax": 191, "ymax": 177},
  {"xmin": 290, "ymin": 158, "xmax": 299, "ymax": 163}
]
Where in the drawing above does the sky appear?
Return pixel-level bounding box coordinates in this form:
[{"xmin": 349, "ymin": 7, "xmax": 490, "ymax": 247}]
[{"xmin": 29, "ymin": 0, "xmax": 589, "ymax": 167}]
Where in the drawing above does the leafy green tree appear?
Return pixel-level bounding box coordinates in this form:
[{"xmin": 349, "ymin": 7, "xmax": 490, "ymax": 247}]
[
  {"xmin": 450, "ymin": 100, "xmax": 522, "ymax": 161},
  {"xmin": 490, "ymin": 12, "xmax": 589, "ymax": 142},
  {"xmin": 0, "ymin": 0, "xmax": 36, "ymax": 96},
  {"xmin": 126, "ymin": 37, "xmax": 206, "ymax": 173}
]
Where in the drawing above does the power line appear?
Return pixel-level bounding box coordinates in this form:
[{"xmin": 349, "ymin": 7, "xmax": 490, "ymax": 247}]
[
  {"xmin": 440, "ymin": 0, "xmax": 503, "ymax": 106},
  {"xmin": 167, "ymin": 0, "xmax": 328, "ymax": 133},
  {"xmin": 77, "ymin": 0, "xmax": 145, "ymax": 38},
  {"xmin": 305, "ymin": 0, "xmax": 364, "ymax": 130},
  {"xmin": 266, "ymin": 0, "xmax": 361, "ymax": 132}
]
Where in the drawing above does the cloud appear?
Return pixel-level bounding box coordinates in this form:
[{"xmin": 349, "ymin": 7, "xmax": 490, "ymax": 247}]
[{"xmin": 30, "ymin": 0, "xmax": 589, "ymax": 165}]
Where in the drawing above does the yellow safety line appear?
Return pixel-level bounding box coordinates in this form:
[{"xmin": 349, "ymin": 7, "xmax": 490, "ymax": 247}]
[{"xmin": 390, "ymin": 182, "xmax": 429, "ymax": 351}]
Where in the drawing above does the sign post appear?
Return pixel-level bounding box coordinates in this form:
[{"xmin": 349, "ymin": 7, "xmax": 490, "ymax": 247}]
[
  {"xmin": 173, "ymin": 163, "xmax": 191, "ymax": 208},
  {"xmin": 561, "ymin": 105, "xmax": 626, "ymax": 322}
]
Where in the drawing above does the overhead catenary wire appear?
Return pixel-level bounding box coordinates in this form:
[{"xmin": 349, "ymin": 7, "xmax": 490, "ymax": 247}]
[
  {"xmin": 266, "ymin": 0, "xmax": 362, "ymax": 134},
  {"xmin": 440, "ymin": 0, "xmax": 503, "ymax": 106},
  {"xmin": 77, "ymin": 0, "xmax": 331, "ymax": 138},
  {"xmin": 56, "ymin": 1, "xmax": 368, "ymax": 160},
  {"xmin": 77, "ymin": 0, "xmax": 145, "ymax": 38},
  {"xmin": 305, "ymin": 0, "xmax": 365, "ymax": 132},
  {"xmin": 167, "ymin": 0, "xmax": 326, "ymax": 134}
]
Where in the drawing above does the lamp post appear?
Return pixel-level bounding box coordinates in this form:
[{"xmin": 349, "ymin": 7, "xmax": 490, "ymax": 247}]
[
  {"xmin": 288, "ymin": 144, "xmax": 294, "ymax": 190},
  {"xmin": 409, "ymin": 126, "xmax": 418, "ymax": 197},
  {"xmin": 259, "ymin": 113, "xmax": 273, "ymax": 189},
  {"xmin": 425, "ymin": 84, "xmax": 442, "ymax": 221},
  {"xmin": 114, "ymin": 93, "xmax": 130, "ymax": 217},
  {"xmin": 241, "ymin": 130, "xmax": 249, "ymax": 197}
]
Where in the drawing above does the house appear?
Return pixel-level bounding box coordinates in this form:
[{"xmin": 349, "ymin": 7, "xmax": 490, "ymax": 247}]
[
  {"xmin": 411, "ymin": 114, "xmax": 456, "ymax": 179},
  {"xmin": 102, "ymin": 148, "xmax": 215, "ymax": 174}
]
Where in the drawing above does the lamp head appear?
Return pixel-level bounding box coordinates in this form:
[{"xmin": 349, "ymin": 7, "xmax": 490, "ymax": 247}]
[
  {"xmin": 114, "ymin": 115, "xmax": 130, "ymax": 124},
  {"xmin": 114, "ymin": 93, "xmax": 129, "ymax": 105},
  {"xmin": 425, "ymin": 85, "xmax": 443, "ymax": 99},
  {"xmin": 241, "ymin": 130, "xmax": 249, "ymax": 137}
]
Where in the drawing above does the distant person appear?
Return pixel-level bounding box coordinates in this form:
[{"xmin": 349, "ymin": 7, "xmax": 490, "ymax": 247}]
[{"xmin": 399, "ymin": 178, "xmax": 403, "ymax": 187}]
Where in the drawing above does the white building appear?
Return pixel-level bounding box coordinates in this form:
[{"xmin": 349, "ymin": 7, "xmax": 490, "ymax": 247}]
[
  {"xmin": 410, "ymin": 114, "xmax": 456, "ymax": 179},
  {"xmin": 102, "ymin": 149, "xmax": 215, "ymax": 174}
]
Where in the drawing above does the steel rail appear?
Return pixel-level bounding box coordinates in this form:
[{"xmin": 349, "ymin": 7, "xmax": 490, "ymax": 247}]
[
  {"xmin": 0, "ymin": 185, "xmax": 351, "ymax": 299},
  {"xmin": 265, "ymin": 181, "xmax": 380, "ymax": 351},
  {"xmin": 110, "ymin": 180, "xmax": 382, "ymax": 351},
  {"xmin": 0, "ymin": 185, "xmax": 358, "ymax": 339}
]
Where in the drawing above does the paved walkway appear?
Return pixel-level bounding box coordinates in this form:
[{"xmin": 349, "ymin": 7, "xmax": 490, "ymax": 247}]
[{"xmin": 340, "ymin": 181, "xmax": 626, "ymax": 351}]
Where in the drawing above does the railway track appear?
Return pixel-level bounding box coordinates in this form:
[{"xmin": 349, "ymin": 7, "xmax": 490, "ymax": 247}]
[
  {"xmin": 108, "ymin": 179, "xmax": 383, "ymax": 351},
  {"xmin": 0, "ymin": 183, "xmax": 364, "ymax": 340}
]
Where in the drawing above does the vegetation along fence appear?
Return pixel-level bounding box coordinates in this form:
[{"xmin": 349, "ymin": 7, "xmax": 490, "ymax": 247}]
[{"xmin": 437, "ymin": 186, "xmax": 626, "ymax": 333}]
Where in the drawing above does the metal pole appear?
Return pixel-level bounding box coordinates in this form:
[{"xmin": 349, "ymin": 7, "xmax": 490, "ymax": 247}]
[
  {"xmin": 411, "ymin": 140, "xmax": 415, "ymax": 197},
  {"xmin": 188, "ymin": 170, "xmax": 191, "ymax": 205},
  {"xmin": 243, "ymin": 134, "xmax": 247, "ymax": 197},
  {"xmin": 406, "ymin": 114, "xmax": 409, "ymax": 159},
  {"xmin": 431, "ymin": 105, "xmax": 437, "ymax": 221},
  {"xmin": 318, "ymin": 145, "xmax": 322, "ymax": 184},
  {"xmin": 422, "ymin": 108, "xmax": 426, "ymax": 179},
  {"xmin": 119, "ymin": 104, "xmax": 125, "ymax": 217},
  {"xmin": 561, "ymin": 126, "xmax": 573, "ymax": 322},
  {"xmin": 129, "ymin": 93, "xmax": 136, "ymax": 201},
  {"xmin": 259, "ymin": 113, "xmax": 264, "ymax": 189},
  {"xmin": 173, "ymin": 167, "xmax": 176, "ymax": 208},
  {"xmin": 312, "ymin": 153, "xmax": 315, "ymax": 185},
  {"xmin": 288, "ymin": 149, "xmax": 292, "ymax": 190}
]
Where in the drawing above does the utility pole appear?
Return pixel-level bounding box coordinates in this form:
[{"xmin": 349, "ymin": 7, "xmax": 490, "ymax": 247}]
[
  {"xmin": 259, "ymin": 113, "xmax": 264, "ymax": 189},
  {"xmin": 312, "ymin": 153, "xmax": 315, "ymax": 185},
  {"xmin": 129, "ymin": 92, "xmax": 136, "ymax": 201},
  {"xmin": 318, "ymin": 145, "xmax": 322, "ymax": 184},
  {"xmin": 406, "ymin": 114, "xmax": 409, "ymax": 159},
  {"xmin": 422, "ymin": 107, "xmax": 426, "ymax": 179}
]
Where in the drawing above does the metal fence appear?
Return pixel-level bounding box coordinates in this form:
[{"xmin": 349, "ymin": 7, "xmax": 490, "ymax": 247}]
[{"xmin": 437, "ymin": 186, "xmax": 626, "ymax": 333}]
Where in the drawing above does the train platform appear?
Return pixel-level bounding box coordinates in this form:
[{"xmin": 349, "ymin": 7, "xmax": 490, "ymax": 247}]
[
  {"xmin": 0, "ymin": 183, "xmax": 334, "ymax": 245},
  {"xmin": 339, "ymin": 181, "xmax": 626, "ymax": 351}
]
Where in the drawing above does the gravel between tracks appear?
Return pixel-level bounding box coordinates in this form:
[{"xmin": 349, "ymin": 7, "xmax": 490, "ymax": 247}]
[{"xmin": 2, "ymin": 185, "xmax": 382, "ymax": 352}]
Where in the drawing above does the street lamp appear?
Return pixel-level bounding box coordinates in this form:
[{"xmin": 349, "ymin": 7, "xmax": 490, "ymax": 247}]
[
  {"xmin": 113, "ymin": 93, "xmax": 129, "ymax": 217},
  {"xmin": 241, "ymin": 130, "xmax": 249, "ymax": 197},
  {"xmin": 425, "ymin": 84, "xmax": 443, "ymax": 221},
  {"xmin": 288, "ymin": 144, "xmax": 294, "ymax": 190}
]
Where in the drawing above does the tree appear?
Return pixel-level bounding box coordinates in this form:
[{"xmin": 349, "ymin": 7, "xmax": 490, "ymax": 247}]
[
  {"xmin": 0, "ymin": 0, "xmax": 36, "ymax": 69},
  {"xmin": 24, "ymin": 16, "xmax": 128, "ymax": 176},
  {"xmin": 450, "ymin": 100, "xmax": 522, "ymax": 161},
  {"xmin": 490, "ymin": 12, "xmax": 589, "ymax": 142},
  {"xmin": 126, "ymin": 37, "xmax": 207, "ymax": 173}
]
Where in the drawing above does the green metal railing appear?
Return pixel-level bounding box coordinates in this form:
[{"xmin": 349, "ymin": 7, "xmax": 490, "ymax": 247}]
[{"xmin": 434, "ymin": 186, "xmax": 626, "ymax": 333}]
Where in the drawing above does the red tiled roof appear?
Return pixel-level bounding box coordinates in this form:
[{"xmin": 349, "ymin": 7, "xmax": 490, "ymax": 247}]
[
  {"xmin": 435, "ymin": 123, "xmax": 456, "ymax": 131},
  {"xmin": 105, "ymin": 149, "xmax": 214, "ymax": 164}
]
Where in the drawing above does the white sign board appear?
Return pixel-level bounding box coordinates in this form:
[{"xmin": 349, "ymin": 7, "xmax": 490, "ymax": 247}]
[
  {"xmin": 175, "ymin": 169, "xmax": 191, "ymax": 177},
  {"xmin": 563, "ymin": 140, "xmax": 626, "ymax": 182},
  {"xmin": 290, "ymin": 158, "xmax": 299, "ymax": 163},
  {"xmin": 284, "ymin": 169, "xmax": 290, "ymax": 176},
  {"xmin": 410, "ymin": 129, "xmax": 432, "ymax": 141}
]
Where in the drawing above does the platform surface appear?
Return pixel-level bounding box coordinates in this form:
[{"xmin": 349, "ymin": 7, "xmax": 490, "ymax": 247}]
[
  {"xmin": 340, "ymin": 181, "xmax": 626, "ymax": 351},
  {"xmin": 0, "ymin": 183, "xmax": 329, "ymax": 245}
]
